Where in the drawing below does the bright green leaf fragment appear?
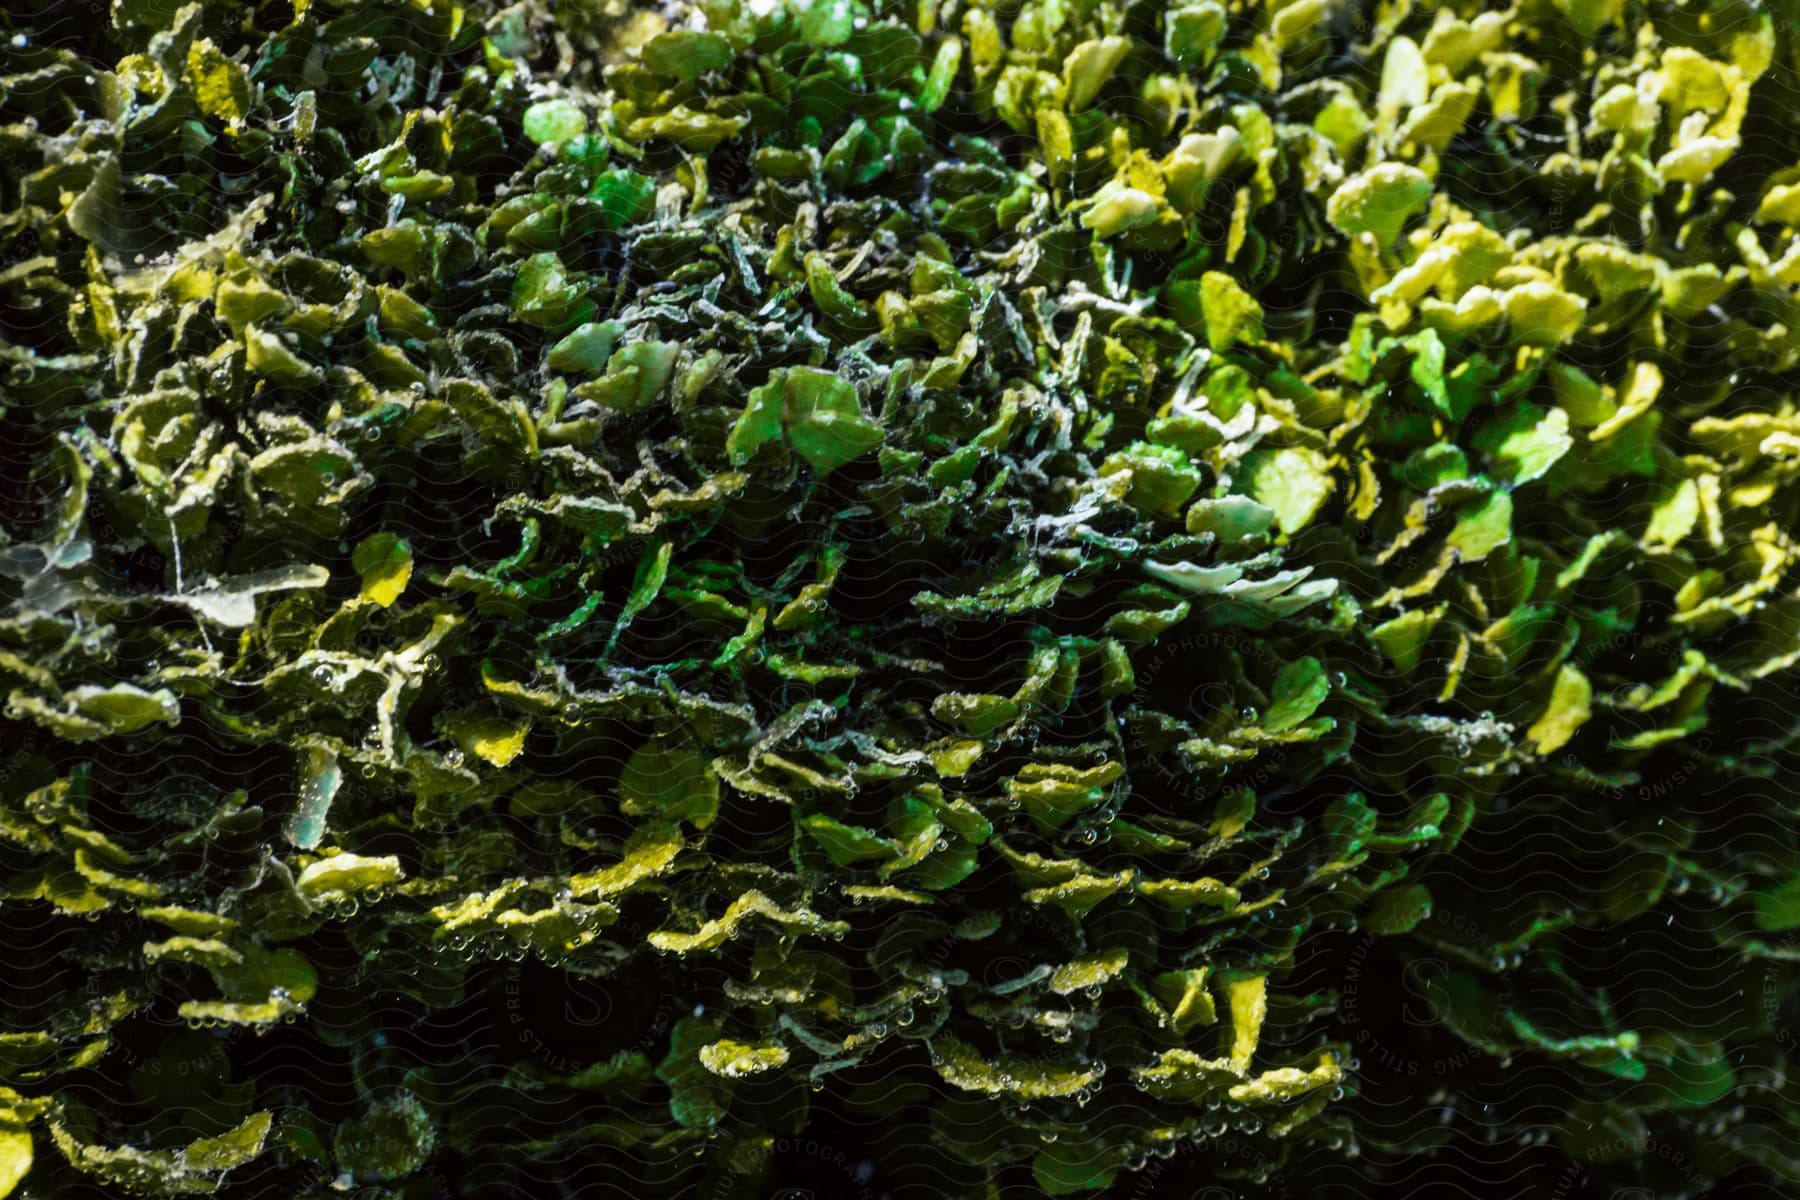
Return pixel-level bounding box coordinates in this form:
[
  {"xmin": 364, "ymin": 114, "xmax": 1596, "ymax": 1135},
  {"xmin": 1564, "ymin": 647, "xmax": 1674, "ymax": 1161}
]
[
  {"xmin": 932, "ymin": 692, "xmax": 1019, "ymax": 737},
  {"xmin": 1476, "ymin": 406, "xmax": 1573, "ymax": 484},
  {"xmin": 1199, "ymin": 271, "xmax": 1264, "ymax": 349},
  {"xmin": 1186, "ymin": 496, "xmax": 1276, "ymax": 542},
  {"xmin": 1100, "ymin": 442, "xmax": 1202, "ymax": 516},
  {"xmin": 1137, "ymin": 877, "xmax": 1240, "ymax": 909},
  {"xmin": 511, "ymin": 252, "xmax": 591, "ymax": 329},
  {"xmin": 590, "ymin": 168, "xmax": 656, "ymax": 228},
  {"xmin": 796, "ymin": 0, "xmax": 857, "ymax": 45},
  {"xmin": 699, "ymin": 1039, "xmax": 790, "ymax": 1077},
  {"xmin": 187, "ymin": 1112, "xmax": 276, "ymax": 1171},
  {"xmin": 801, "ymin": 814, "xmax": 896, "ymax": 865},
  {"xmin": 1643, "ymin": 478, "xmax": 1701, "ymax": 549},
  {"xmin": 0, "ymin": 1128, "xmax": 28, "ymax": 1200},
  {"xmin": 1501, "ymin": 282, "xmax": 1586, "ymax": 346},
  {"xmin": 1244, "ymin": 446, "xmax": 1333, "ymax": 535},
  {"xmin": 51, "ymin": 1109, "xmax": 272, "ymax": 1194},
  {"xmin": 1166, "ymin": 3, "xmax": 1226, "ymax": 67},
  {"xmin": 1150, "ymin": 968, "xmax": 1217, "ymax": 1033},
  {"xmin": 522, "ymin": 98, "xmax": 587, "ymax": 145},
  {"xmin": 1049, "ymin": 948, "xmax": 1129, "ymax": 994},
  {"xmin": 1370, "ymin": 605, "xmax": 1443, "ymax": 672},
  {"xmin": 1264, "ymin": 656, "xmax": 1330, "ymax": 733},
  {"xmin": 1063, "ymin": 37, "xmax": 1131, "ymax": 110},
  {"xmin": 568, "ymin": 821, "xmax": 683, "ymax": 899},
  {"xmin": 1527, "ymin": 664, "xmax": 1592, "ymax": 754},
  {"xmin": 296, "ymin": 853, "xmax": 404, "ymax": 900},
  {"xmin": 548, "ymin": 321, "xmax": 624, "ymax": 373},
  {"xmin": 931, "ymin": 1036, "xmax": 1102, "ymax": 1099},
  {"xmin": 78, "ymin": 684, "xmax": 181, "ymax": 733},
  {"xmin": 648, "ymin": 890, "xmax": 849, "ymax": 954},
  {"xmin": 446, "ymin": 713, "xmax": 530, "ymax": 767},
  {"xmin": 609, "ymin": 540, "xmax": 673, "ymax": 651},
  {"xmin": 641, "ymin": 31, "xmax": 734, "ymax": 82},
  {"xmin": 781, "ymin": 373, "xmax": 885, "ymax": 473},
  {"xmin": 581, "ymin": 341, "xmax": 679, "ymax": 413},
  {"xmin": 12, "ymin": 684, "xmax": 181, "ymax": 741},
  {"xmin": 1081, "ymin": 182, "xmax": 1160, "ymax": 238},
  {"xmin": 245, "ymin": 325, "xmax": 316, "ymax": 380},
  {"xmin": 1226, "ymin": 1055, "xmax": 1342, "ymax": 1103},
  {"xmin": 1023, "ymin": 870, "xmax": 1135, "ymax": 917},
  {"xmin": 730, "ymin": 367, "xmax": 883, "ymax": 474},
  {"xmin": 353, "ymin": 533, "xmax": 412, "ymax": 607},
  {"xmin": 1327, "ymin": 164, "xmax": 1432, "ymax": 243},
  {"xmin": 186, "ymin": 39, "xmax": 251, "ymax": 123},
  {"xmin": 1449, "ymin": 490, "xmax": 1512, "ymax": 561},
  {"xmin": 1224, "ymin": 974, "xmax": 1268, "ymax": 1071},
  {"xmin": 919, "ymin": 38, "xmax": 963, "ymax": 113}
]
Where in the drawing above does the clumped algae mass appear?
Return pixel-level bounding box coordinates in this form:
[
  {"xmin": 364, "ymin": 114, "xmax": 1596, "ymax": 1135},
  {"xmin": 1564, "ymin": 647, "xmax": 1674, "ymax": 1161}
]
[{"xmin": 1, "ymin": 0, "xmax": 1799, "ymax": 1195}]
